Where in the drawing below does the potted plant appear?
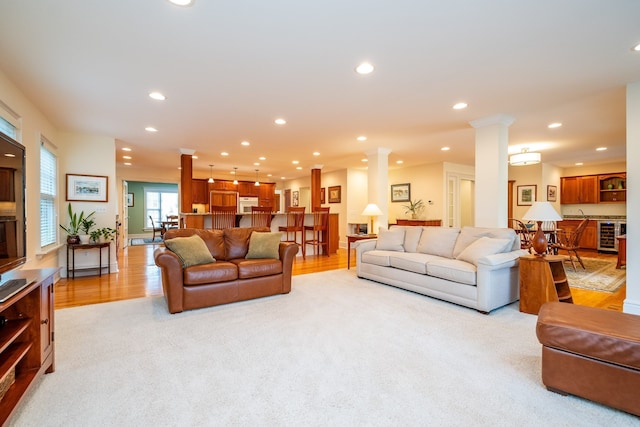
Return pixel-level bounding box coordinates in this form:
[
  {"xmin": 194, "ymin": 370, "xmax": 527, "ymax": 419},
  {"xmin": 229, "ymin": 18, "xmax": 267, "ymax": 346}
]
[
  {"xmin": 403, "ymin": 199, "xmax": 425, "ymax": 219},
  {"xmin": 59, "ymin": 203, "xmax": 95, "ymax": 244},
  {"xmin": 79, "ymin": 217, "xmax": 96, "ymax": 244},
  {"xmin": 90, "ymin": 229, "xmax": 102, "ymax": 243}
]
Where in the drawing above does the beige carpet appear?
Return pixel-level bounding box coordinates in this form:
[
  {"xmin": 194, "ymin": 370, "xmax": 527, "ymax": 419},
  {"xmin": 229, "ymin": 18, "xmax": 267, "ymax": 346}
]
[
  {"xmin": 9, "ymin": 270, "xmax": 638, "ymax": 426},
  {"xmin": 565, "ymin": 257, "xmax": 625, "ymax": 293}
]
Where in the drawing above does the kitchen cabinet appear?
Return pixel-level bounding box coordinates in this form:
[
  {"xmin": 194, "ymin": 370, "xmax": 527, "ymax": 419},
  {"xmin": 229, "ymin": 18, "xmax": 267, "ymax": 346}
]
[
  {"xmin": 560, "ymin": 175, "xmax": 598, "ymax": 204},
  {"xmin": 556, "ymin": 219, "xmax": 597, "ymax": 250},
  {"xmin": 237, "ymin": 182, "xmax": 259, "ymax": 197},
  {"xmin": 0, "ymin": 168, "xmax": 15, "ymax": 202},
  {"xmin": 259, "ymin": 183, "xmax": 275, "ymax": 207},
  {"xmin": 598, "ymin": 173, "xmax": 626, "ymax": 203},
  {"xmin": 191, "ymin": 179, "xmax": 209, "ymax": 204}
]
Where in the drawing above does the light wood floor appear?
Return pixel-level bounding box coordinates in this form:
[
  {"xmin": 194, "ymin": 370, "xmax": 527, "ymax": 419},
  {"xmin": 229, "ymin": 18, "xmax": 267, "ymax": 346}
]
[{"xmin": 54, "ymin": 244, "xmax": 625, "ymax": 311}]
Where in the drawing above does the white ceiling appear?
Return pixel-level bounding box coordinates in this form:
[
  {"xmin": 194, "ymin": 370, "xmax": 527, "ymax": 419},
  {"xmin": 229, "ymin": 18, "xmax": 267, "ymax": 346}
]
[{"xmin": 0, "ymin": 0, "xmax": 638, "ymax": 182}]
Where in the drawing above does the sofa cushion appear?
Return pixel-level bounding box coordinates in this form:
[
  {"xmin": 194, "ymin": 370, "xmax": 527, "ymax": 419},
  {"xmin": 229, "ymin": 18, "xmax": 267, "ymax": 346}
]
[
  {"xmin": 403, "ymin": 226, "xmax": 423, "ymax": 252},
  {"xmin": 183, "ymin": 261, "xmax": 238, "ymax": 285},
  {"xmin": 376, "ymin": 227, "xmax": 405, "ymax": 251},
  {"xmin": 456, "ymin": 237, "xmax": 513, "ymax": 266},
  {"xmin": 164, "ymin": 234, "xmax": 216, "ymax": 267},
  {"xmin": 416, "ymin": 227, "xmax": 460, "ymax": 258},
  {"xmin": 361, "ymin": 250, "xmax": 395, "ymax": 267},
  {"xmin": 389, "ymin": 252, "xmax": 441, "ymax": 274},
  {"xmin": 232, "ymin": 258, "xmax": 283, "ymax": 279},
  {"xmin": 246, "ymin": 232, "xmax": 283, "ymax": 259},
  {"xmin": 426, "ymin": 258, "xmax": 477, "ymax": 286}
]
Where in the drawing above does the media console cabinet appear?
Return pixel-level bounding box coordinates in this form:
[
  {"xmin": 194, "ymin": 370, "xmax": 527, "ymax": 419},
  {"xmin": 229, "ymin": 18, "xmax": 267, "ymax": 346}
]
[{"xmin": 0, "ymin": 268, "xmax": 57, "ymax": 425}]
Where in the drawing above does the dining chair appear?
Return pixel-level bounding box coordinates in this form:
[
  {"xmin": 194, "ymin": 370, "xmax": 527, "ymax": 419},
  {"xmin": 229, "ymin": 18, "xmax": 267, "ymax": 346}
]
[
  {"xmin": 251, "ymin": 206, "xmax": 273, "ymax": 228},
  {"xmin": 211, "ymin": 206, "xmax": 237, "ymax": 230},
  {"xmin": 304, "ymin": 207, "xmax": 330, "ymax": 258},
  {"xmin": 508, "ymin": 218, "xmax": 533, "ymax": 252},
  {"xmin": 149, "ymin": 215, "xmax": 164, "ymax": 241},
  {"xmin": 278, "ymin": 207, "xmax": 306, "ymax": 258},
  {"xmin": 551, "ymin": 218, "xmax": 590, "ymax": 271}
]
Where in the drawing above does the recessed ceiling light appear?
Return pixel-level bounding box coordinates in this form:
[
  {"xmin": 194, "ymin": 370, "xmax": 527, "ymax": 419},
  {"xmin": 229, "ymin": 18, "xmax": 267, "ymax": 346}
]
[
  {"xmin": 292, "ymin": 160, "xmax": 299, "ymax": 164},
  {"xmin": 313, "ymin": 152, "xmax": 320, "ymax": 156},
  {"xmin": 168, "ymin": 0, "xmax": 194, "ymax": 6},
  {"xmin": 192, "ymin": 155, "xmax": 198, "ymax": 159},
  {"xmin": 281, "ymin": 176, "xmax": 286, "ymax": 180},
  {"xmin": 441, "ymin": 147, "xmax": 450, "ymax": 151},
  {"xmin": 123, "ymin": 155, "xmax": 132, "ymax": 160},
  {"xmin": 596, "ymin": 147, "xmax": 607, "ymax": 151},
  {"xmin": 355, "ymin": 62, "xmax": 374, "ymax": 75},
  {"xmin": 267, "ymin": 174, "xmax": 272, "ymax": 177},
  {"xmin": 274, "ymin": 118, "xmax": 286, "ymax": 125},
  {"xmin": 253, "ymin": 162, "xmax": 260, "ymax": 166},
  {"xmin": 452, "ymin": 102, "xmax": 468, "ymax": 110},
  {"xmin": 296, "ymin": 166, "xmax": 302, "ymax": 170},
  {"xmin": 148, "ymin": 91, "xmax": 166, "ymax": 101},
  {"xmin": 633, "ymin": 43, "xmax": 640, "ymax": 52},
  {"xmin": 259, "ymin": 156, "xmax": 266, "ymax": 161},
  {"xmin": 396, "ymin": 160, "xmax": 403, "ymax": 164},
  {"xmin": 548, "ymin": 122, "xmax": 562, "ymax": 129},
  {"xmin": 357, "ymin": 136, "xmax": 367, "ymax": 141},
  {"xmin": 4, "ymin": 153, "xmax": 15, "ymax": 158},
  {"xmin": 241, "ymin": 141, "xmax": 250, "ymax": 146},
  {"xmin": 221, "ymin": 152, "xmax": 229, "ymax": 156},
  {"xmin": 122, "ymin": 147, "xmax": 132, "ymax": 151},
  {"xmin": 145, "ymin": 127, "xmax": 158, "ymax": 132},
  {"xmin": 361, "ymin": 158, "xmax": 368, "ymax": 162},
  {"xmin": 575, "ymin": 162, "xmax": 584, "ymax": 166},
  {"xmin": 124, "ymin": 162, "xmax": 132, "ymax": 166}
]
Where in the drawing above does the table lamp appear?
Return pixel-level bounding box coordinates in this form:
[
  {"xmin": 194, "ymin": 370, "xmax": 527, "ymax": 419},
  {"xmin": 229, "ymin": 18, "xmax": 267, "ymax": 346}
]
[
  {"xmin": 522, "ymin": 201, "xmax": 562, "ymax": 255},
  {"xmin": 361, "ymin": 203, "xmax": 383, "ymax": 234}
]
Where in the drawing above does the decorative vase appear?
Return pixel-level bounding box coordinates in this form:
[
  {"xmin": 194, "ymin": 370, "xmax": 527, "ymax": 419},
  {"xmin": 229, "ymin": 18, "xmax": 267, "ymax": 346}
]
[
  {"xmin": 607, "ymin": 184, "xmax": 614, "ymax": 189},
  {"xmin": 79, "ymin": 234, "xmax": 90, "ymax": 244},
  {"xmin": 67, "ymin": 235, "xmax": 80, "ymax": 244},
  {"xmin": 618, "ymin": 181, "xmax": 624, "ymax": 189}
]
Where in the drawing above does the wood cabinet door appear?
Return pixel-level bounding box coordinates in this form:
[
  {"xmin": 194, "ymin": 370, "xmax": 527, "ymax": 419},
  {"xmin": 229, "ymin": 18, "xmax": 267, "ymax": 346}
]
[
  {"xmin": 579, "ymin": 176, "xmax": 598, "ymax": 203},
  {"xmin": 192, "ymin": 179, "xmax": 208, "ymax": 204},
  {"xmin": 560, "ymin": 177, "xmax": 579, "ymax": 204},
  {"xmin": 40, "ymin": 275, "xmax": 54, "ymax": 366},
  {"xmin": 581, "ymin": 223, "xmax": 597, "ymax": 249}
]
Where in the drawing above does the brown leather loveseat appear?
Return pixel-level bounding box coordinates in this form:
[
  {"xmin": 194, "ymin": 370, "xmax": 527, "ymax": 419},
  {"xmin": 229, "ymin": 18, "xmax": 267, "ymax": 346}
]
[
  {"xmin": 154, "ymin": 227, "xmax": 298, "ymax": 314},
  {"xmin": 536, "ymin": 302, "xmax": 640, "ymax": 416}
]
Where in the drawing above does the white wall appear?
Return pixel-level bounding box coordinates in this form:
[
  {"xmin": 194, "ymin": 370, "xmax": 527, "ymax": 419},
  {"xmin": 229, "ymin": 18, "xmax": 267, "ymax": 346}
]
[{"xmin": 388, "ymin": 163, "xmax": 445, "ymax": 223}]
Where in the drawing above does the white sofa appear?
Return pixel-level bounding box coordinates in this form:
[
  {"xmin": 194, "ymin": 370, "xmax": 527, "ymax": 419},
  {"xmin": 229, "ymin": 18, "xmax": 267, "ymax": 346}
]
[{"xmin": 355, "ymin": 225, "xmax": 529, "ymax": 313}]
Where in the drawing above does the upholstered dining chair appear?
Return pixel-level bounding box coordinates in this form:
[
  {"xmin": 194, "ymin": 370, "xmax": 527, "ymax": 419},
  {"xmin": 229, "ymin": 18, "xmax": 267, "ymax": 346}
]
[
  {"xmin": 508, "ymin": 218, "xmax": 533, "ymax": 252},
  {"xmin": 304, "ymin": 207, "xmax": 330, "ymax": 258},
  {"xmin": 211, "ymin": 206, "xmax": 237, "ymax": 230},
  {"xmin": 278, "ymin": 207, "xmax": 306, "ymax": 258},
  {"xmin": 251, "ymin": 206, "xmax": 273, "ymax": 228},
  {"xmin": 550, "ymin": 218, "xmax": 590, "ymax": 271},
  {"xmin": 149, "ymin": 215, "xmax": 164, "ymax": 241}
]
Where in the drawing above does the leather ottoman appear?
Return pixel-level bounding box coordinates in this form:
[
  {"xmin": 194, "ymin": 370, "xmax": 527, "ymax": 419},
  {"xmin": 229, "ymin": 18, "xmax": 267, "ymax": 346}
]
[{"xmin": 536, "ymin": 302, "xmax": 640, "ymax": 416}]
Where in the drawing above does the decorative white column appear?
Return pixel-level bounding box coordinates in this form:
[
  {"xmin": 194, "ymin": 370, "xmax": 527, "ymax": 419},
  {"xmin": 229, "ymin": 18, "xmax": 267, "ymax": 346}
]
[
  {"xmin": 469, "ymin": 114, "xmax": 515, "ymax": 228},
  {"xmin": 365, "ymin": 147, "xmax": 392, "ymax": 230},
  {"xmin": 624, "ymin": 82, "xmax": 640, "ymax": 314}
]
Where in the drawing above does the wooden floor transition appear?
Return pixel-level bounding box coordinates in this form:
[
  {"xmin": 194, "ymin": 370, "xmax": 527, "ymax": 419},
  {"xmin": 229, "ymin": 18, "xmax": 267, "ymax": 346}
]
[{"xmin": 54, "ymin": 244, "xmax": 625, "ymax": 312}]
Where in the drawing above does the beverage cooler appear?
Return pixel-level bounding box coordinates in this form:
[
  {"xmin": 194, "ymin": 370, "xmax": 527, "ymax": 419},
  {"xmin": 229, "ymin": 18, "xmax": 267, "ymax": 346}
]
[{"xmin": 597, "ymin": 220, "xmax": 626, "ymax": 253}]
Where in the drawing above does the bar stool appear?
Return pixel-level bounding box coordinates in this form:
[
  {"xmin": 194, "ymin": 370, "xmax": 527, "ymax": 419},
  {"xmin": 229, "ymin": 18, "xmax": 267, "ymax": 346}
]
[
  {"xmin": 211, "ymin": 206, "xmax": 237, "ymax": 230},
  {"xmin": 251, "ymin": 206, "xmax": 273, "ymax": 227},
  {"xmin": 304, "ymin": 207, "xmax": 330, "ymax": 257},
  {"xmin": 278, "ymin": 207, "xmax": 305, "ymax": 258}
]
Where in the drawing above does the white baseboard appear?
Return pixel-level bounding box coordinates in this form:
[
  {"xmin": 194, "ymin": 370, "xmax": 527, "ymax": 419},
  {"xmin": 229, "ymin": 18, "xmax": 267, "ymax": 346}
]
[{"xmin": 623, "ymin": 298, "xmax": 640, "ymax": 315}]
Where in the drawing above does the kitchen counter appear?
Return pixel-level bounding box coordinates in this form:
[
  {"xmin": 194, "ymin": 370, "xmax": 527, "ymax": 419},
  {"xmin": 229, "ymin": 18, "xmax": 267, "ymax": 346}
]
[{"xmin": 562, "ymin": 215, "xmax": 626, "ymax": 220}]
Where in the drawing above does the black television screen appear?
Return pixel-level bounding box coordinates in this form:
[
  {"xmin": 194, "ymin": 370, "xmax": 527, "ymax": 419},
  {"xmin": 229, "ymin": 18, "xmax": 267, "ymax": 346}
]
[{"xmin": 0, "ymin": 132, "xmax": 26, "ymax": 276}]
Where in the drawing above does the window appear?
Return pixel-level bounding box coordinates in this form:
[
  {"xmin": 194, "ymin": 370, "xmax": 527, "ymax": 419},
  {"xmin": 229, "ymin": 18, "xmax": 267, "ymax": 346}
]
[
  {"xmin": 40, "ymin": 141, "xmax": 57, "ymax": 247},
  {"xmin": 144, "ymin": 187, "xmax": 178, "ymax": 228},
  {"xmin": 0, "ymin": 116, "xmax": 16, "ymax": 140}
]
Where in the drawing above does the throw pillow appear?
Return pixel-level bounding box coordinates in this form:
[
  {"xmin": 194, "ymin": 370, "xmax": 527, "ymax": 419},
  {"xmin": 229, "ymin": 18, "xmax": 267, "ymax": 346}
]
[
  {"xmin": 456, "ymin": 236, "xmax": 513, "ymax": 266},
  {"xmin": 164, "ymin": 234, "xmax": 215, "ymax": 267},
  {"xmin": 416, "ymin": 227, "xmax": 461, "ymax": 258},
  {"xmin": 402, "ymin": 226, "xmax": 423, "ymax": 252},
  {"xmin": 246, "ymin": 232, "xmax": 283, "ymax": 259},
  {"xmin": 375, "ymin": 227, "xmax": 405, "ymax": 251}
]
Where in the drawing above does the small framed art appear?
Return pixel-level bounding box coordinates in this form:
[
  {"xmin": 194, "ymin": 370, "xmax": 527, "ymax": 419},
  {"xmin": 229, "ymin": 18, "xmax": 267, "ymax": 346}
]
[
  {"xmin": 391, "ymin": 183, "xmax": 411, "ymax": 203},
  {"xmin": 328, "ymin": 186, "xmax": 341, "ymax": 203},
  {"xmin": 66, "ymin": 174, "xmax": 108, "ymax": 202},
  {"xmin": 517, "ymin": 185, "xmax": 537, "ymax": 206},
  {"xmin": 546, "ymin": 185, "xmax": 557, "ymax": 202}
]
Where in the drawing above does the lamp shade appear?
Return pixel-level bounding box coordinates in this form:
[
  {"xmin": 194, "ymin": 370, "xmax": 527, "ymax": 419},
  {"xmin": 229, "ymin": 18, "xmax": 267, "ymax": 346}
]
[
  {"xmin": 361, "ymin": 203, "xmax": 383, "ymax": 216},
  {"xmin": 522, "ymin": 202, "xmax": 561, "ymax": 222}
]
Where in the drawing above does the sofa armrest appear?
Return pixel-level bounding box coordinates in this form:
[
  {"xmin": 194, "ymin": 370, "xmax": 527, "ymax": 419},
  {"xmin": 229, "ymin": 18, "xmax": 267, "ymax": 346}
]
[
  {"xmin": 279, "ymin": 242, "xmax": 298, "ymax": 293},
  {"xmin": 154, "ymin": 247, "xmax": 186, "ymax": 313},
  {"xmin": 476, "ymin": 249, "xmax": 529, "ymax": 271}
]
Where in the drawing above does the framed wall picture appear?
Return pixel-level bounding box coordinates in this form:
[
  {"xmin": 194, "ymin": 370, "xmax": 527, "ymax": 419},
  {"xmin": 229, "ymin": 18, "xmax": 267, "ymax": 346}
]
[
  {"xmin": 320, "ymin": 187, "xmax": 325, "ymax": 204},
  {"xmin": 391, "ymin": 183, "xmax": 411, "ymax": 202},
  {"xmin": 127, "ymin": 193, "xmax": 134, "ymax": 207},
  {"xmin": 546, "ymin": 185, "xmax": 557, "ymax": 202},
  {"xmin": 328, "ymin": 185, "xmax": 341, "ymax": 203},
  {"xmin": 517, "ymin": 185, "xmax": 537, "ymax": 206},
  {"xmin": 66, "ymin": 174, "xmax": 108, "ymax": 202},
  {"xmin": 292, "ymin": 190, "xmax": 299, "ymax": 206}
]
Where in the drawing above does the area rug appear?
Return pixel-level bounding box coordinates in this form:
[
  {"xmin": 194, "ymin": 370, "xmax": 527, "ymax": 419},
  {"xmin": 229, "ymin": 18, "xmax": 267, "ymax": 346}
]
[
  {"xmin": 130, "ymin": 237, "xmax": 163, "ymax": 246},
  {"xmin": 9, "ymin": 270, "xmax": 636, "ymax": 426},
  {"xmin": 565, "ymin": 257, "xmax": 625, "ymax": 293}
]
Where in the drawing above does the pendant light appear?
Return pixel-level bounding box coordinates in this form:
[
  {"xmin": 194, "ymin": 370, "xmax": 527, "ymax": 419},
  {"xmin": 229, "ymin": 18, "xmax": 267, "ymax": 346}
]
[
  {"xmin": 208, "ymin": 164, "xmax": 214, "ymax": 183},
  {"xmin": 254, "ymin": 169, "xmax": 260, "ymax": 186},
  {"xmin": 233, "ymin": 167, "xmax": 238, "ymax": 185}
]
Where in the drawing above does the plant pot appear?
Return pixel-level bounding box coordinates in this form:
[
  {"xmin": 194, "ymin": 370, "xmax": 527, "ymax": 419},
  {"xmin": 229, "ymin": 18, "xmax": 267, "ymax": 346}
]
[
  {"xmin": 411, "ymin": 213, "xmax": 417, "ymax": 219},
  {"xmin": 79, "ymin": 234, "xmax": 90, "ymax": 244},
  {"xmin": 67, "ymin": 235, "xmax": 80, "ymax": 244}
]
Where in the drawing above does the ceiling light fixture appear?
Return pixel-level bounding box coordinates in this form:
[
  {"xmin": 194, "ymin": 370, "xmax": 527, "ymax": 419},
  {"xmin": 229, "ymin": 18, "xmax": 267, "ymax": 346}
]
[
  {"xmin": 221, "ymin": 152, "xmax": 229, "ymax": 156},
  {"xmin": 596, "ymin": 147, "xmax": 607, "ymax": 151},
  {"xmin": 633, "ymin": 43, "xmax": 640, "ymax": 52},
  {"xmin": 124, "ymin": 162, "xmax": 131, "ymax": 166},
  {"xmin": 509, "ymin": 148, "xmax": 541, "ymax": 166},
  {"xmin": 148, "ymin": 92, "xmax": 166, "ymax": 101},
  {"xmin": 548, "ymin": 122, "xmax": 562, "ymax": 129},
  {"xmin": 145, "ymin": 127, "xmax": 158, "ymax": 132},
  {"xmin": 168, "ymin": 0, "xmax": 194, "ymax": 6},
  {"xmin": 274, "ymin": 118, "xmax": 286, "ymax": 125},
  {"xmin": 241, "ymin": 141, "xmax": 250, "ymax": 146},
  {"xmin": 123, "ymin": 155, "xmax": 132, "ymax": 160},
  {"xmin": 254, "ymin": 169, "xmax": 260, "ymax": 186},
  {"xmin": 452, "ymin": 102, "xmax": 468, "ymax": 110},
  {"xmin": 208, "ymin": 164, "xmax": 214, "ymax": 183},
  {"xmin": 441, "ymin": 147, "xmax": 450, "ymax": 151},
  {"xmin": 355, "ymin": 62, "xmax": 374, "ymax": 75},
  {"xmin": 233, "ymin": 167, "xmax": 238, "ymax": 185},
  {"xmin": 122, "ymin": 147, "xmax": 132, "ymax": 151},
  {"xmin": 357, "ymin": 136, "xmax": 367, "ymax": 141}
]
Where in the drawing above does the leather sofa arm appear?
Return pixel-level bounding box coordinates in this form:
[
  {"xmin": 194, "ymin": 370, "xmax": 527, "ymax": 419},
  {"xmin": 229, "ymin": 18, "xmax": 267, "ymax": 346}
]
[
  {"xmin": 154, "ymin": 247, "xmax": 185, "ymax": 314},
  {"xmin": 279, "ymin": 242, "xmax": 298, "ymax": 293}
]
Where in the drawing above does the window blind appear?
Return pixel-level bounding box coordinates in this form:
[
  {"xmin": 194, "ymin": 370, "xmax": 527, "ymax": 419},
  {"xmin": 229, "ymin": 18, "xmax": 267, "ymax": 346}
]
[{"xmin": 40, "ymin": 144, "xmax": 57, "ymax": 247}]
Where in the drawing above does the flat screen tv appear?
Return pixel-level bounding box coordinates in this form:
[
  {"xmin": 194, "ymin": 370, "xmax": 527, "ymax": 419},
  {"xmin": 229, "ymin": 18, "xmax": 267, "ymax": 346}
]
[{"xmin": 0, "ymin": 131, "xmax": 26, "ymax": 278}]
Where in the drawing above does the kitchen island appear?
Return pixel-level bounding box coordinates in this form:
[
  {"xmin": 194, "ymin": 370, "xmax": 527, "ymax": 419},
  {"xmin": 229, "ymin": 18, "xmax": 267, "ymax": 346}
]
[{"xmin": 179, "ymin": 212, "xmax": 340, "ymax": 254}]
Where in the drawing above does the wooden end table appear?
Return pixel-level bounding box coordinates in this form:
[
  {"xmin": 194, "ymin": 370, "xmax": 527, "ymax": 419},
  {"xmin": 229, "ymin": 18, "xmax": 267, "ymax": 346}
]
[
  {"xmin": 519, "ymin": 254, "xmax": 573, "ymax": 315},
  {"xmin": 347, "ymin": 234, "xmax": 376, "ymax": 269}
]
